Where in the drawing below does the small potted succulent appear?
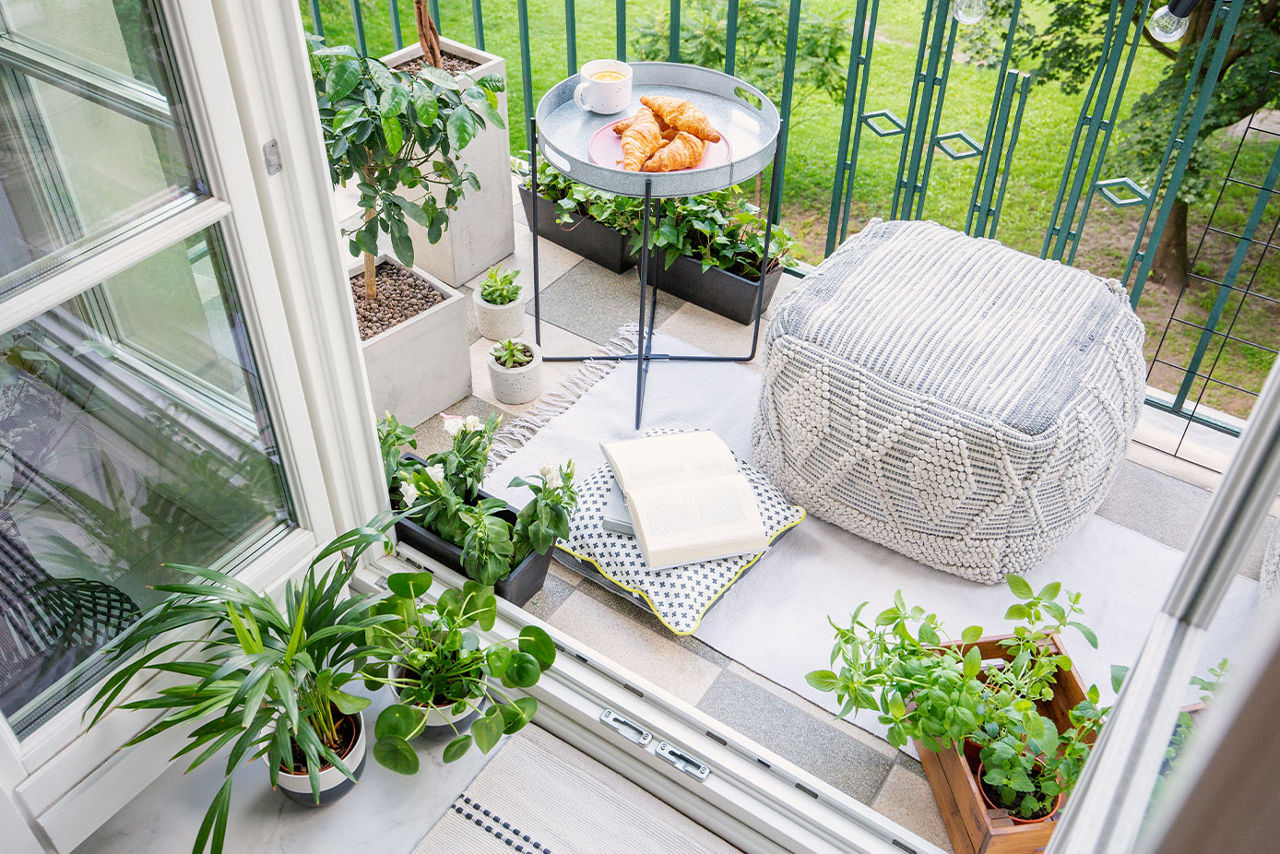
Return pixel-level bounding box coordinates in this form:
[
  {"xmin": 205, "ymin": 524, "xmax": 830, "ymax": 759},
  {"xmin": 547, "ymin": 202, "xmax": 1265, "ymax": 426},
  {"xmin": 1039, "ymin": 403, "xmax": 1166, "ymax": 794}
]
[
  {"xmin": 361, "ymin": 573, "xmax": 554, "ymax": 772},
  {"xmin": 85, "ymin": 521, "xmax": 398, "ymax": 854},
  {"xmin": 380, "ymin": 413, "xmax": 576, "ymax": 605},
  {"xmin": 473, "ymin": 265, "xmax": 525, "ymax": 341},
  {"xmin": 807, "ymin": 577, "xmax": 1107, "ymax": 854},
  {"xmin": 487, "ymin": 337, "xmax": 541, "ymax": 405}
]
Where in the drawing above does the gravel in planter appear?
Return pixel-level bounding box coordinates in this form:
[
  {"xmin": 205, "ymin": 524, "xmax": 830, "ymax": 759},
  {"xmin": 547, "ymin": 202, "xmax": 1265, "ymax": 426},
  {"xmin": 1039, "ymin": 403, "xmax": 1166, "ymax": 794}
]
[
  {"xmin": 350, "ymin": 261, "xmax": 445, "ymax": 340},
  {"xmin": 394, "ymin": 52, "xmax": 480, "ymax": 75}
]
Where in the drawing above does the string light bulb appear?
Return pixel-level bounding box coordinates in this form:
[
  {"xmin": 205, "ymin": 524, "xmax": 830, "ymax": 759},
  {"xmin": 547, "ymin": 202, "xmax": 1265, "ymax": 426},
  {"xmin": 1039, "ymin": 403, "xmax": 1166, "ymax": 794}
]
[
  {"xmin": 1146, "ymin": 0, "xmax": 1202, "ymax": 44},
  {"xmin": 951, "ymin": 0, "xmax": 988, "ymax": 25}
]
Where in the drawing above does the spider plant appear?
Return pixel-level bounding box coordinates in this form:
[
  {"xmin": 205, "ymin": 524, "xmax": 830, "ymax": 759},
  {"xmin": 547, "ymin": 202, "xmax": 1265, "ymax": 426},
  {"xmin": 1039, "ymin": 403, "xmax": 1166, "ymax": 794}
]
[{"xmin": 86, "ymin": 518, "xmax": 399, "ymax": 854}]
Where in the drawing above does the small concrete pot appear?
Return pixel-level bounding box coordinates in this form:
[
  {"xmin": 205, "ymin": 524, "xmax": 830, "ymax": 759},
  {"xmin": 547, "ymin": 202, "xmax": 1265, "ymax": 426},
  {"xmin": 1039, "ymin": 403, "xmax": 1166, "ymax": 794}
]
[
  {"xmin": 272, "ymin": 711, "xmax": 367, "ymax": 807},
  {"xmin": 472, "ymin": 286, "xmax": 526, "ymax": 341},
  {"xmin": 487, "ymin": 339, "xmax": 542, "ymax": 405}
]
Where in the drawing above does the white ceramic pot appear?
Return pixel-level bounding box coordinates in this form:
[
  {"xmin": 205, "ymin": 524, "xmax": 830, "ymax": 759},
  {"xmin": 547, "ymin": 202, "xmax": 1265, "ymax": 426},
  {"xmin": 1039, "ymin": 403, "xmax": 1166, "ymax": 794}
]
[
  {"xmin": 487, "ymin": 340, "xmax": 542, "ymax": 405},
  {"xmin": 472, "ymin": 286, "xmax": 526, "ymax": 341},
  {"xmin": 381, "ymin": 38, "xmax": 514, "ymax": 286},
  {"xmin": 350, "ymin": 255, "xmax": 471, "ymax": 425},
  {"xmin": 272, "ymin": 711, "xmax": 367, "ymax": 807}
]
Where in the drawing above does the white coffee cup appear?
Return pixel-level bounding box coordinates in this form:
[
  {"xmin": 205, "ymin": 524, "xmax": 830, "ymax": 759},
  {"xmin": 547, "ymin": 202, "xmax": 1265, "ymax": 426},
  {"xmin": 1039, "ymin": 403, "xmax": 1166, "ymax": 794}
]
[{"xmin": 573, "ymin": 60, "xmax": 632, "ymax": 115}]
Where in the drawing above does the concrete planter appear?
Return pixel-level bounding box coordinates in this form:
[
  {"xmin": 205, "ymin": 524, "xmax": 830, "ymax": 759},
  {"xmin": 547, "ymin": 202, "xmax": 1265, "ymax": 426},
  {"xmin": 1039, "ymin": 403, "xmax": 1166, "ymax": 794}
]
[
  {"xmin": 351, "ymin": 255, "xmax": 470, "ymax": 425},
  {"xmin": 487, "ymin": 340, "xmax": 542, "ymax": 405},
  {"xmin": 472, "ymin": 286, "xmax": 526, "ymax": 340},
  {"xmin": 382, "ymin": 38, "xmax": 513, "ymax": 286}
]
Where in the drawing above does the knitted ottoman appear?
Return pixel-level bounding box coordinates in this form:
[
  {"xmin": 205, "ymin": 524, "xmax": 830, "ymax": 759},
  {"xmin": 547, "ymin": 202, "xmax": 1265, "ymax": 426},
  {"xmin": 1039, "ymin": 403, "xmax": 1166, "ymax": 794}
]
[{"xmin": 752, "ymin": 220, "xmax": 1145, "ymax": 583}]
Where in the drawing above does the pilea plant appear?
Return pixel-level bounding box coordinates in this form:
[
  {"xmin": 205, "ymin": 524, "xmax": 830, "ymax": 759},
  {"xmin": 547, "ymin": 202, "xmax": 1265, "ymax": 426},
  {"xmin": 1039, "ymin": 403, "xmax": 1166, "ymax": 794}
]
[
  {"xmin": 308, "ymin": 35, "xmax": 504, "ymax": 298},
  {"xmin": 807, "ymin": 576, "xmax": 1107, "ymax": 822},
  {"xmin": 361, "ymin": 573, "xmax": 554, "ymax": 772},
  {"xmin": 491, "ymin": 338, "xmax": 533, "ymax": 368},
  {"xmin": 479, "ymin": 266, "xmax": 521, "ymax": 305}
]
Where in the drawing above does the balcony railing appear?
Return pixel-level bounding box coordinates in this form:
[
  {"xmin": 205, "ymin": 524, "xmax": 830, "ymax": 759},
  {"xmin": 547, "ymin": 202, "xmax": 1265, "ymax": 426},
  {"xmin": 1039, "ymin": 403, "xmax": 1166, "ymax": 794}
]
[{"xmin": 298, "ymin": 1, "xmax": 1279, "ymax": 450}]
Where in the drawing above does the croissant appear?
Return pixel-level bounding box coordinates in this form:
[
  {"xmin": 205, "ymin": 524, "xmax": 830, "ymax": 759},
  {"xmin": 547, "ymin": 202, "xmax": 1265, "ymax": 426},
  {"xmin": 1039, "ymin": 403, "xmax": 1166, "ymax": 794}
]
[
  {"xmin": 642, "ymin": 131, "xmax": 707, "ymax": 172},
  {"xmin": 613, "ymin": 110, "xmax": 672, "ymax": 136},
  {"xmin": 639, "ymin": 96, "xmax": 721, "ymax": 143},
  {"xmin": 619, "ymin": 106, "xmax": 663, "ymax": 171}
]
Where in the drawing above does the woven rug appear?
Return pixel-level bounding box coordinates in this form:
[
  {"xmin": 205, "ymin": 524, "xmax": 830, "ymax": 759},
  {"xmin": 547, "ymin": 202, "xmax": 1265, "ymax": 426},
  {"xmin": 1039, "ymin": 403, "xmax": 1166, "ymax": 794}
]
[
  {"xmin": 414, "ymin": 725, "xmax": 737, "ymax": 854},
  {"xmin": 483, "ymin": 328, "xmax": 1259, "ymax": 747}
]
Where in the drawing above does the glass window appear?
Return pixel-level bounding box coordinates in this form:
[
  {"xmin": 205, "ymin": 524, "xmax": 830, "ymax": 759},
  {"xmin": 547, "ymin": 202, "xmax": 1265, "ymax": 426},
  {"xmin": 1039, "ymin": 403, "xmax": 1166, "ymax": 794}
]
[
  {"xmin": 0, "ymin": 227, "xmax": 292, "ymax": 737},
  {"xmin": 0, "ymin": 0, "xmax": 204, "ymax": 297}
]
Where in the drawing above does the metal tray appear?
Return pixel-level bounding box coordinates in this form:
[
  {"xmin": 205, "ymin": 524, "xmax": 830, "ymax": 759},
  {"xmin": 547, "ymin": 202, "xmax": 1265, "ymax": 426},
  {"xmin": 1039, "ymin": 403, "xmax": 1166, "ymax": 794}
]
[{"xmin": 534, "ymin": 61, "xmax": 779, "ymax": 198}]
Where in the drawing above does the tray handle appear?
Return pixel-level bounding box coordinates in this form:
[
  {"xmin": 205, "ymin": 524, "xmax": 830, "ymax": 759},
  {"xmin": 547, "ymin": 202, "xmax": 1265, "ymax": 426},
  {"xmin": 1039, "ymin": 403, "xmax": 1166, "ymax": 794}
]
[{"xmin": 732, "ymin": 84, "xmax": 765, "ymax": 113}]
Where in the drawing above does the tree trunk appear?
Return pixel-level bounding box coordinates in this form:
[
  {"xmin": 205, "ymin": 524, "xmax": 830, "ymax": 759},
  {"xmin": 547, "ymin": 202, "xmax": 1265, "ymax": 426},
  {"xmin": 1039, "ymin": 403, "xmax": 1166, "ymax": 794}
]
[
  {"xmin": 1152, "ymin": 198, "xmax": 1189, "ymax": 286},
  {"xmin": 362, "ymin": 165, "xmax": 379, "ymax": 299},
  {"xmin": 415, "ymin": 0, "xmax": 443, "ymax": 68}
]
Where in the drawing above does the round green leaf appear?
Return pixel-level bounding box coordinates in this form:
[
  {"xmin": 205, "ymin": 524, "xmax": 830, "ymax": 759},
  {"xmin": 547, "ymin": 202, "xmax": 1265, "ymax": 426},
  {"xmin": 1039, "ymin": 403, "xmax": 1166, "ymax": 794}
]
[
  {"xmin": 386, "ymin": 571, "xmax": 433, "ymax": 600},
  {"xmin": 503, "ymin": 652, "xmax": 542, "ymax": 688},
  {"xmin": 470, "ymin": 710, "xmax": 503, "ymax": 754},
  {"xmin": 486, "ymin": 645, "xmax": 514, "ymax": 677},
  {"xmin": 375, "ymin": 703, "xmax": 419, "ymax": 740},
  {"xmin": 373, "ymin": 736, "xmax": 419, "ymax": 775},
  {"xmin": 518, "ymin": 626, "xmax": 556, "ymax": 669},
  {"xmin": 442, "ymin": 734, "xmax": 473, "ymax": 764}
]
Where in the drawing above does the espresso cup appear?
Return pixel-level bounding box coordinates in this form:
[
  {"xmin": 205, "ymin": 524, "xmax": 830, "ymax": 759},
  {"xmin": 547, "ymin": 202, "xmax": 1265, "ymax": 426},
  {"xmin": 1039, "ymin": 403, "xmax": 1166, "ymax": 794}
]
[{"xmin": 573, "ymin": 60, "xmax": 632, "ymax": 115}]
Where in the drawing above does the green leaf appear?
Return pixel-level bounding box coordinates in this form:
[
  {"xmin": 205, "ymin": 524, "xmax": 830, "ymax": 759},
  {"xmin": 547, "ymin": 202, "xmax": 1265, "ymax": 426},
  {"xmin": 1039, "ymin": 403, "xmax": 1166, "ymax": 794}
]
[
  {"xmin": 330, "ymin": 690, "xmax": 371, "ymax": 715},
  {"xmin": 376, "ymin": 703, "xmax": 420, "ymax": 740},
  {"xmin": 1038, "ymin": 581, "xmax": 1062, "ymax": 601},
  {"xmin": 963, "ymin": 645, "xmax": 982, "ymax": 678},
  {"xmin": 386, "ymin": 571, "xmax": 433, "ymax": 600},
  {"xmin": 485, "ymin": 645, "xmax": 514, "ymax": 677},
  {"xmin": 334, "ymin": 104, "xmax": 364, "ymax": 131},
  {"xmin": 961, "ymin": 625, "xmax": 983, "ymax": 644},
  {"xmin": 471, "ymin": 709, "xmax": 503, "ymax": 753},
  {"xmin": 389, "ymin": 225, "xmax": 414, "ymax": 267},
  {"xmin": 326, "ymin": 60, "xmax": 361, "ymax": 100},
  {"xmin": 518, "ymin": 626, "xmax": 556, "ymax": 669},
  {"xmin": 805, "ymin": 669, "xmax": 841, "ymax": 692},
  {"xmin": 503, "ymin": 652, "xmax": 542, "ymax": 688},
  {"xmin": 410, "ymin": 90, "xmax": 439, "ymax": 126},
  {"xmin": 1006, "ymin": 575, "xmax": 1034, "ymax": 600},
  {"xmin": 379, "ymin": 83, "xmax": 409, "ymax": 117},
  {"xmin": 1110, "ymin": 664, "xmax": 1130, "ymax": 693},
  {"xmin": 442, "ymin": 734, "xmax": 473, "ymax": 763},
  {"xmin": 1004, "ymin": 604, "xmax": 1029, "ymax": 621},
  {"xmin": 373, "ymin": 736, "xmax": 419, "ymax": 775},
  {"xmin": 382, "ymin": 113, "xmax": 404, "ymax": 156},
  {"xmin": 1068, "ymin": 621, "xmax": 1098, "ymax": 649},
  {"xmin": 447, "ymin": 108, "xmax": 478, "ymax": 151}
]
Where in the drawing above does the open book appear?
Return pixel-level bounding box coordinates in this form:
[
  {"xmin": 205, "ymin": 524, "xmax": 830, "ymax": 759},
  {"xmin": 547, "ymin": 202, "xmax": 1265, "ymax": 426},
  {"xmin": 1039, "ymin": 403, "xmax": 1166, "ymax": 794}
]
[{"xmin": 601, "ymin": 431, "xmax": 768, "ymax": 569}]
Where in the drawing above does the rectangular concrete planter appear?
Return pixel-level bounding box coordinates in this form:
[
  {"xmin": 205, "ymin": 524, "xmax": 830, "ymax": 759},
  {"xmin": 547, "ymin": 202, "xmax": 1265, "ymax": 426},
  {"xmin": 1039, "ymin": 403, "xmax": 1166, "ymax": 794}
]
[
  {"xmin": 916, "ymin": 633, "xmax": 1087, "ymax": 854},
  {"xmin": 519, "ymin": 185, "xmax": 636, "ymax": 274},
  {"xmin": 383, "ymin": 38, "xmax": 514, "ymax": 286},
  {"xmin": 352, "ymin": 255, "xmax": 470, "ymax": 426},
  {"xmin": 655, "ymin": 255, "xmax": 782, "ymax": 325}
]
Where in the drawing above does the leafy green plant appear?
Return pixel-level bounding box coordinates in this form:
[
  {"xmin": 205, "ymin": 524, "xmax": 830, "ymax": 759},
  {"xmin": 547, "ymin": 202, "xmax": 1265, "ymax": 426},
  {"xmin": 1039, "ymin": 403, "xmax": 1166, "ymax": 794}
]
[
  {"xmin": 377, "ymin": 411, "xmax": 417, "ymax": 489},
  {"xmin": 85, "ymin": 519, "xmax": 399, "ymax": 854},
  {"xmin": 491, "ymin": 339, "xmax": 532, "ymax": 368},
  {"xmin": 807, "ymin": 576, "xmax": 1107, "ymax": 821},
  {"xmin": 360, "ymin": 573, "xmax": 554, "ymax": 771},
  {"xmin": 307, "ymin": 35, "xmax": 505, "ymax": 298},
  {"xmin": 479, "ymin": 266, "xmax": 521, "ymax": 305}
]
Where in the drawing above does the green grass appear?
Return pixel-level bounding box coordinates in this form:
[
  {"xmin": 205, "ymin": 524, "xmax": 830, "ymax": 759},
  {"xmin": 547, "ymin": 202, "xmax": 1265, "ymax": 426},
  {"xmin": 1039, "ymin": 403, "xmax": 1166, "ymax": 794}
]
[{"xmin": 303, "ymin": 0, "xmax": 1278, "ymax": 418}]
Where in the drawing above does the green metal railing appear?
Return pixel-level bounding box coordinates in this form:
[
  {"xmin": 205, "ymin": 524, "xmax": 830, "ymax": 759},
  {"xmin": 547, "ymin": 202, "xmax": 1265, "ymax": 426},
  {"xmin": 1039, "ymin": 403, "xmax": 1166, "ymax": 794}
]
[{"xmin": 302, "ymin": 1, "xmax": 1271, "ymax": 443}]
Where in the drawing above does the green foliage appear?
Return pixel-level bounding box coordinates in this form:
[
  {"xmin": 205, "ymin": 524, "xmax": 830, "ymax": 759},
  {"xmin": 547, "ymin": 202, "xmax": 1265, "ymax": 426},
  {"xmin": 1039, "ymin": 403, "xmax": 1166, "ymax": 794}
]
[
  {"xmin": 490, "ymin": 338, "xmax": 533, "ymax": 368},
  {"xmin": 376, "ymin": 411, "xmax": 417, "ymax": 489},
  {"xmin": 361, "ymin": 574, "xmax": 554, "ymax": 770},
  {"xmin": 808, "ymin": 577, "xmax": 1108, "ymax": 821},
  {"xmin": 479, "ymin": 266, "xmax": 522, "ymax": 305},
  {"xmin": 85, "ymin": 518, "xmax": 400, "ymax": 854},
  {"xmin": 379, "ymin": 414, "xmax": 577, "ymax": 585},
  {"xmin": 307, "ymin": 36, "xmax": 505, "ymax": 267}
]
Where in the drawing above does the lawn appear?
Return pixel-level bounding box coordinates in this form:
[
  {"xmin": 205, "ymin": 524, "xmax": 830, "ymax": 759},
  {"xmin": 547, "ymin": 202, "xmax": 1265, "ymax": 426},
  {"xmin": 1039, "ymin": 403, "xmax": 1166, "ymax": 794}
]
[{"xmin": 301, "ymin": 0, "xmax": 1277, "ymax": 419}]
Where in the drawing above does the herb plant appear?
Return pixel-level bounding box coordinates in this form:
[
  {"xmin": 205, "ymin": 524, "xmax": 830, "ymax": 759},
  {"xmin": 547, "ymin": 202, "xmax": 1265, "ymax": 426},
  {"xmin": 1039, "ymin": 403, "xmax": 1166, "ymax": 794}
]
[
  {"xmin": 491, "ymin": 339, "xmax": 533, "ymax": 368},
  {"xmin": 361, "ymin": 573, "xmax": 554, "ymax": 772},
  {"xmin": 308, "ymin": 36, "xmax": 505, "ymax": 298},
  {"xmin": 479, "ymin": 266, "xmax": 521, "ymax": 305},
  {"xmin": 807, "ymin": 576, "xmax": 1107, "ymax": 822},
  {"xmin": 86, "ymin": 520, "xmax": 399, "ymax": 854}
]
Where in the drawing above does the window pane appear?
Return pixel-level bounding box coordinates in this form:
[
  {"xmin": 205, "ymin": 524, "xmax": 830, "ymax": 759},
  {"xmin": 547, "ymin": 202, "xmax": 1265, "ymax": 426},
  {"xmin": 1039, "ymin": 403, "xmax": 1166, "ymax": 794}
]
[
  {"xmin": 2, "ymin": 0, "xmax": 167, "ymax": 88},
  {"xmin": 0, "ymin": 227, "xmax": 291, "ymax": 737},
  {"xmin": 0, "ymin": 0, "xmax": 203, "ymax": 297}
]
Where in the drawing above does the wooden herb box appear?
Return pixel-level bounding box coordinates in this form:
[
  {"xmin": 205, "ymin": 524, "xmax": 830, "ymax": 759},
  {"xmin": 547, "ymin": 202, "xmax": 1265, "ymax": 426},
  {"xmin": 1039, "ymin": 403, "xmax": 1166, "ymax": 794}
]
[{"xmin": 914, "ymin": 633, "xmax": 1088, "ymax": 854}]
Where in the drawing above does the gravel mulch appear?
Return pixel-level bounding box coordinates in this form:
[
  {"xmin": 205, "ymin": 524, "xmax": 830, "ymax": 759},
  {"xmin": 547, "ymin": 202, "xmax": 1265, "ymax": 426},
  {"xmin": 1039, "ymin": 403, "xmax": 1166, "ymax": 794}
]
[
  {"xmin": 350, "ymin": 261, "xmax": 444, "ymax": 340},
  {"xmin": 394, "ymin": 50, "xmax": 481, "ymax": 76}
]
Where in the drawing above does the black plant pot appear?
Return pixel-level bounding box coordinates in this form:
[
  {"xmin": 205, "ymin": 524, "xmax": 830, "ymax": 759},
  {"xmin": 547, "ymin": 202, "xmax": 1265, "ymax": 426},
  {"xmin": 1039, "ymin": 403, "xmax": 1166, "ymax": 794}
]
[
  {"xmin": 393, "ymin": 455, "xmax": 552, "ymax": 607},
  {"xmin": 519, "ymin": 185, "xmax": 636, "ymax": 273},
  {"xmin": 655, "ymin": 254, "xmax": 784, "ymax": 325}
]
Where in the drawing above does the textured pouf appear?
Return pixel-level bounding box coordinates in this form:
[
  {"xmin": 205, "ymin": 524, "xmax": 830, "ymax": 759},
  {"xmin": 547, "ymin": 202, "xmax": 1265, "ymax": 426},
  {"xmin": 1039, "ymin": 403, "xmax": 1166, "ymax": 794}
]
[{"xmin": 752, "ymin": 220, "xmax": 1146, "ymax": 583}]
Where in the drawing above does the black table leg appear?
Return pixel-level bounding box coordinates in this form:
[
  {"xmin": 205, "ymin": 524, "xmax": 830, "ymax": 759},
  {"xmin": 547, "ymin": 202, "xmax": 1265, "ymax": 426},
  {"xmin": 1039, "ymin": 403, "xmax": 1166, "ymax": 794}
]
[
  {"xmin": 527, "ymin": 118, "xmax": 542, "ymax": 348},
  {"xmin": 635, "ymin": 178, "xmax": 654, "ymax": 429}
]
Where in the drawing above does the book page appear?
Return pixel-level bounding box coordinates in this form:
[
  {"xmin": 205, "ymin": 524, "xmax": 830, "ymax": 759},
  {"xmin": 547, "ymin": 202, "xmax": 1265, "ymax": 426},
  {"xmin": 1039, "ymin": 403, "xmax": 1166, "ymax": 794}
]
[
  {"xmin": 602, "ymin": 431, "xmax": 737, "ymax": 493},
  {"xmin": 626, "ymin": 474, "xmax": 768, "ymax": 568}
]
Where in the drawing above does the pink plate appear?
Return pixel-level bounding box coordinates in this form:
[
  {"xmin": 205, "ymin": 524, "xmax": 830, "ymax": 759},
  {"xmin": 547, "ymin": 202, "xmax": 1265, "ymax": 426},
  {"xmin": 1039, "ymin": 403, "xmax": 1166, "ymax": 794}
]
[{"xmin": 588, "ymin": 119, "xmax": 731, "ymax": 172}]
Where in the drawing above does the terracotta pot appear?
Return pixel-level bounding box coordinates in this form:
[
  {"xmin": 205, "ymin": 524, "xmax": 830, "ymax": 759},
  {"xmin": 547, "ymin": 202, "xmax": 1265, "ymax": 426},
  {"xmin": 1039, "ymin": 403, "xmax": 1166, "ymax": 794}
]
[{"xmin": 975, "ymin": 761, "xmax": 1063, "ymax": 824}]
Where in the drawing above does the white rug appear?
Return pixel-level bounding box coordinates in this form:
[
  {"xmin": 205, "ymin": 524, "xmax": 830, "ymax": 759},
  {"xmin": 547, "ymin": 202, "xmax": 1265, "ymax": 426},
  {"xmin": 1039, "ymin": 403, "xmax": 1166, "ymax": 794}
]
[{"xmin": 485, "ymin": 329, "xmax": 1258, "ymax": 744}]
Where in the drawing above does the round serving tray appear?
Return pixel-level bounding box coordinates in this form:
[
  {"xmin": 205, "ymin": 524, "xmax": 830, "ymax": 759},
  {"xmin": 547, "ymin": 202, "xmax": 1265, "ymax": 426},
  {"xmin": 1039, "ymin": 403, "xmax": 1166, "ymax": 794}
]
[{"xmin": 534, "ymin": 62, "xmax": 780, "ymax": 198}]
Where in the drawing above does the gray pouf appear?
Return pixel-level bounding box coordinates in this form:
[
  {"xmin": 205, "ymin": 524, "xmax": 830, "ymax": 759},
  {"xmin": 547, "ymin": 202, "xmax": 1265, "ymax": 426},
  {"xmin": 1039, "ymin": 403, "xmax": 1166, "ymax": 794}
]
[{"xmin": 752, "ymin": 220, "xmax": 1146, "ymax": 583}]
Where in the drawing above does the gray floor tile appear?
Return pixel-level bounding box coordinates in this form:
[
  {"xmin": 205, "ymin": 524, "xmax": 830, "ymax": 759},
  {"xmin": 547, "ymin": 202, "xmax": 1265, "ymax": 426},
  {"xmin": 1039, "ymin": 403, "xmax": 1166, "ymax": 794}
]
[
  {"xmin": 529, "ymin": 260, "xmax": 681, "ymax": 345},
  {"xmin": 523, "ymin": 572, "xmax": 576, "ymax": 622},
  {"xmin": 696, "ymin": 670, "xmax": 894, "ymax": 805}
]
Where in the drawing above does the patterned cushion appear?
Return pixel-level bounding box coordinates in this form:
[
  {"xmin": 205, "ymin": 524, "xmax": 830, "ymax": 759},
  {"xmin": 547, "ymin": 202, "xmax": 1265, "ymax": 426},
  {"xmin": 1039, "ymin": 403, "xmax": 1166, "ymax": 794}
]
[{"xmin": 557, "ymin": 450, "xmax": 805, "ymax": 636}]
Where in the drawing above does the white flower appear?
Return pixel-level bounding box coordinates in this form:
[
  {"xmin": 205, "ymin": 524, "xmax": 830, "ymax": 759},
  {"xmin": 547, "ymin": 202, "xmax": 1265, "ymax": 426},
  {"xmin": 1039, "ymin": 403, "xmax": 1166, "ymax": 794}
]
[
  {"xmin": 424, "ymin": 464, "xmax": 445, "ymax": 482},
  {"xmin": 441, "ymin": 414, "xmax": 464, "ymax": 437},
  {"xmin": 545, "ymin": 472, "xmax": 563, "ymax": 489},
  {"xmin": 463, "ymin": 415, "xmax": 483, "ymax": 432},
  {"xmin": 539, "ymin": 463, "xmax": 555, "ymax": 480},
  {"xmin": 398, "ymin": 479, "xmax": 419, "ymax": 506}
]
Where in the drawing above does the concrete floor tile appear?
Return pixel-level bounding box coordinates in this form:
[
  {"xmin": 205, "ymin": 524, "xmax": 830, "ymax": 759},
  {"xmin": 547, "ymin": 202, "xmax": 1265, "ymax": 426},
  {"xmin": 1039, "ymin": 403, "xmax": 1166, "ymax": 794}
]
[
  {"xmin": 655, "ymin": 301, "xmax": 766, "ymax": 371},
  {"xmin": 548, "ymin": 557, "xmax": 581, "ymax": 586},
  {"xmin": 547, "ymin": 590, "xmax": 723, "ymax": 706},
  {"xmin": 764, "ymin": 272, "xmax": 804, "ymax": 320},
  {"xmin": 872, "ymin": 765, "xmax": 954, "ymax": 853},
  {"xmin": 522, "ymin": 572, "xmax": 576, "ymax": 622},
  {"xmin": 696, "ymin": 670, "xmax": 894, "ymax": 805},
  {"xmin": 531, "ymin": 261, "xmax": 681, "ymax": 345},
  {"xmin": 469, "ymin": 323, "xmax": 600, "ymax": 417}
]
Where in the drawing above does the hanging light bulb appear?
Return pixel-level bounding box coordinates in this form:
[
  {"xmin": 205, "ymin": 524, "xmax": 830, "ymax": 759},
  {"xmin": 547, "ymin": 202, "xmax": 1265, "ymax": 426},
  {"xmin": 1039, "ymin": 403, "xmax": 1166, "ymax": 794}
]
[
  {"xmin": 1146, "ymin": 0, "xmax": 1202, "ymax": 44},
  {"xmin": 951, "ymin": 0, "xmax": 988, "ymax": 25}
]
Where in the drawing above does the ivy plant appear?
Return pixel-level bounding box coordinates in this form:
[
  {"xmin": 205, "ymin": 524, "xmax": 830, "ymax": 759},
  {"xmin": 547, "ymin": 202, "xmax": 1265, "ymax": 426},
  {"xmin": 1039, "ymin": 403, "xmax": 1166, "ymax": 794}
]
[{"xmin": 308, "ymin": 35, "xmax": 504, "ymax": 298}]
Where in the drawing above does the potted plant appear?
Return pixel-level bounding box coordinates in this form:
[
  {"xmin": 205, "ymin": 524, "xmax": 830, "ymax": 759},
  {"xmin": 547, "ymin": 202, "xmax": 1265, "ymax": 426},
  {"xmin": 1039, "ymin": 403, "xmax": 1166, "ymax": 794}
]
[
  {"xmin": 473, "ymin": 265, "xmax": 525, "ymax": 341},
  {"xmin": 806, "ymin": 577, "xmax": 1108, "ymax": 854},
  {"xmin": 519, "ymin": 157, "xmax": 643, "ymax": 273},
  {"xmin": 85, "ymin": 521, "xmax": 399, "ymax": 854},
  {"xmin": 309, "ymin": 37, "xmax": 503, "ymax": 424},
  {"xmin": 380, "ymin": 1, "xmax": 513, "ymax": 286},
  {"xmin": 379, "ymin": 413, "xmax": 576, "ymax": 605},
  {"xmin": 487, "ymin": 338, "xmax": 541, "ymax": 405},
  {"xmin": 360, "ymin": 573, "xmax": 554, "ymax": 773}
]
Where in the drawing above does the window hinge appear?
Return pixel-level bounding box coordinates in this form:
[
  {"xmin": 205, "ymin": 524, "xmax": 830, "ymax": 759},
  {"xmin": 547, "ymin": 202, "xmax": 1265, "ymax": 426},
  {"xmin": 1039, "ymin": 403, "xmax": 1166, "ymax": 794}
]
[
  {"xmin": 263, "ymin": 139, "xmax": 282, "ymax": 175},
  {"xmin": 599, "ymin": 708, "xmax": 652, "ymax": 747},
  {"xmin": 656, "ymin": 740, "xmax": 710, "ymax": 782}
]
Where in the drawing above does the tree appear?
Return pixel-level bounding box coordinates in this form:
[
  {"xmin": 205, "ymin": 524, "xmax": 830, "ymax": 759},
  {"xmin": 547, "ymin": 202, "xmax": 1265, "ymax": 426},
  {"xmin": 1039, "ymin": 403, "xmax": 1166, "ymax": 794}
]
[{"xmin": 975, "ymin": 0, "xmax": 1280, "ymax": 284}]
